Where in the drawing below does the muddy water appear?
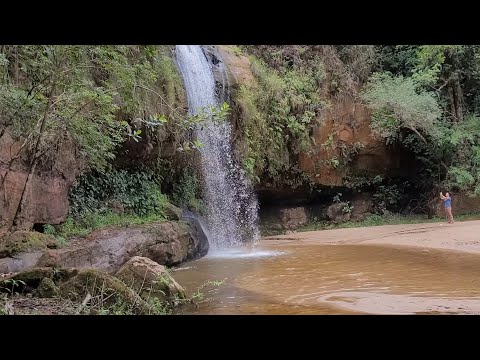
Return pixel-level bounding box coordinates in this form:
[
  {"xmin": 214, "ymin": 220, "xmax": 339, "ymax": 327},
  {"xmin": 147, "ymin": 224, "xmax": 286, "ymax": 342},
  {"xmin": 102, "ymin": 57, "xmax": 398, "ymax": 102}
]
[{"xmin": 172, "ymin": 242, "xmax": 480, "ymax": 314}]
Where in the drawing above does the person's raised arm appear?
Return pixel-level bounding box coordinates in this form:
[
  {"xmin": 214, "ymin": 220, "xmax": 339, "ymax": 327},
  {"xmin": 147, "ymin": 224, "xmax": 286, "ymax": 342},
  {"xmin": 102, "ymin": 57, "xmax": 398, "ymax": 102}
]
[{"xmin": 440, "ymin": 192, "xmax": 446, "ymax": 200}]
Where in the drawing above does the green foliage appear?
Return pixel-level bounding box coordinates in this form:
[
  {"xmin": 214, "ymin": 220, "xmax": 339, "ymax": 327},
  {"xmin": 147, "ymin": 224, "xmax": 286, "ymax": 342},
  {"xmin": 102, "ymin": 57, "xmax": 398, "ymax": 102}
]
[
  {"xmin": 439, "ymin": 116, "xmax": 480, "ymax": 195},
  {"xmin": 361, "ymin": 72, "xmax": 442, "ymax": 144},
  {"xmin": 372, "ymin": 184, "xmax": 401, "ymax": 214},
  {"xmin": 190, "ymin": 279, "xmax": 226, "ymax": 303},
  {"xmin": 332, "ymin": 192, "xmax": 342, "ymax": 203},
  {"xmin": 1, "ymin": 279, "xmax": 26, "ymax": 296},
  {"xmin": 0, "ymin": 46, "xmax": 136, "ymax": 171},
  {"xmin": 236, "ymin": 54, "xmax": 326, "ymax": 187},
  {"xmin": 69, "ymin": 168, "xmax": 168, "ymax": 218},
  {"xmin": 326, "ymin": 158, "xmax": 340, "ymax": 169},
  {"xmin": 299, "ymin": 212, "xmax": 480, "ymax": 232},
  {"xmin": 0, "ymin": 46, "xmax": 229, "ymax": 173},
  {"xmin": 377, "ymin": 46, "xmax": 420, "ymax": 76},
  {"xmin": 344, "ymin": 172, "xmax": 384, "ymax": 189},
  {"xmin": 171, "ymin": 169, "xmax": 204, "ymax": 213},
  {"xmin": 342, "ymin": 202, "xmax": 354, "ymax": 214},
  {"xmin": 48, "ymin": 212, "xmax": 165, "ymax": 240}
]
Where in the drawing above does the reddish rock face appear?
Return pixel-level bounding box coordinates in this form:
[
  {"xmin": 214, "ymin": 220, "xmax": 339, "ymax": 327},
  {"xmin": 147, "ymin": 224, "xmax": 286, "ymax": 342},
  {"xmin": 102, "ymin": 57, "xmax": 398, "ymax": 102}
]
[
  {"xmin": 216, "ymin": 45, "xmax": 255, "ymax": 87},
  {"xmin": 298, "ymin": 95, "xmax": 402, "ymax": 186},
  {"xmin": 218, "ymin": 46, "xmax": 408, "ymax": 190},
  {"xmin": 279, "ymin": 207, "xmax": 308, "ymax": 230},
  {"xmin": 0, "ymin": 130, "xmax": 83, "ymax": 234}
]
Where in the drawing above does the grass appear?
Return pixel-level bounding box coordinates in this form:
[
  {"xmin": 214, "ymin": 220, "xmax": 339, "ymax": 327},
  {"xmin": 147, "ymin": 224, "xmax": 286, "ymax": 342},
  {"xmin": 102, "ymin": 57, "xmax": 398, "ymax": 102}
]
[
  {"xmin": 0, "ymin": 294, "xmax": 7, "ymax": 315},
  {"xmin": 45, "ymin": 211, "xmax": 167, "ymax": 243},
  {"xmin": 296, "ymin": 212, "xmax": 480, "ymax": 233}
]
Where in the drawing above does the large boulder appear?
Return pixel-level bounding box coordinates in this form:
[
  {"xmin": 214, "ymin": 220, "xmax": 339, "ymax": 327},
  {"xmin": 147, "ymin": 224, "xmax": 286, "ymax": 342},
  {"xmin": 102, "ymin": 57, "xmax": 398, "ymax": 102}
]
[
  {"xmin": 326, "ymin": 202, "xmax": 351, "ymax": 223},
  {"xmin": 181, "ymin": 214, "xmax": 209, "ymax": 258},
  {"xmin": 33, "ymin": 221, "xmax": 207, "ymax": 273},
  {"xmin": 350, "ymin": 195, "xmax": 374, "ymax": 221},
  {"xmin": 279, "ymin": 207, "xmax": 308, "ymax": 230},
  {"xmin": 59, "ymin": 269, "xmax": 152, "ymax": 314},
  {"xmin": 115, "ymin": 256, "xmax": 185, "ymax": 303}
]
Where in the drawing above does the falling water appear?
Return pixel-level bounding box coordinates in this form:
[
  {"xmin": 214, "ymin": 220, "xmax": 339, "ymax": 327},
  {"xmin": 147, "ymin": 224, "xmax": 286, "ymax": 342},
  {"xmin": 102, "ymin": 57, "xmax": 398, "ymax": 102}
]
[{"xmin": 175, "ymin": 45, "xmax": 260, "ymax": 249}]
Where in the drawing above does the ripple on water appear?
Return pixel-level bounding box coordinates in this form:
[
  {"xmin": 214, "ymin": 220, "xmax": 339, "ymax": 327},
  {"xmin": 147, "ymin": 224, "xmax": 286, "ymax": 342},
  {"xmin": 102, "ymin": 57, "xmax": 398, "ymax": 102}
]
[{"xmin": 206, "ymin": 249, "xmax": 286, "ymax": 259}]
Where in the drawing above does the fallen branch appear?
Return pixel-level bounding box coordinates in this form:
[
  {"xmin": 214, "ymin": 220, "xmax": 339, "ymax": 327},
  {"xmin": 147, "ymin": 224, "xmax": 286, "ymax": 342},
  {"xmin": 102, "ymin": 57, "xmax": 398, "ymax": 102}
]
[{"xmin": 75, "ymin": 293, "xmax": 92, "ymax": 315}]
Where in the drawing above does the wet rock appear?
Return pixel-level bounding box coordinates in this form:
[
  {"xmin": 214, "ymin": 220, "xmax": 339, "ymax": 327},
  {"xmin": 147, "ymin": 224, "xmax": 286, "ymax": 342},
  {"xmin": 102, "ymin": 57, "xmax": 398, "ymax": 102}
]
[
  {"xmin": 216, "ymin": 45, "xmax": 255, "ymax": 86},
  {"xmin": 163, "ymin": 203, "xmax": 183, "ymax": 221},
  {"xmin": 280, "ymin": 207, "xmax": 308, "ymax": 230},
  {"xmin": 181, "ymin": 215, "xmax": 209, "ymax": 259},
  {"xmin": 115, "ymin": 256, "xmax": 185, "ymax": 303}
]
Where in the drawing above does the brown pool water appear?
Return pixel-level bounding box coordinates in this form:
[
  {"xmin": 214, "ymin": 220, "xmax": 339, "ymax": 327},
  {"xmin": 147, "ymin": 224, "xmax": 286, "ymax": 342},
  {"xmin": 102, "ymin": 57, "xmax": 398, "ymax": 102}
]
[{"xmin": 172, "ymin": 242, "xmax": 480, "ymax": 314}]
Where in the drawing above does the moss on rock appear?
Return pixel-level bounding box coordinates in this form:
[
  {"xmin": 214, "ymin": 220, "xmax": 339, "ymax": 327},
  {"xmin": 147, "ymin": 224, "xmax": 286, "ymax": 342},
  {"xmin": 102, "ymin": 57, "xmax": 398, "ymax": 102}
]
[
  {"xmin": 0, "ymin": 267, "xmax": 78, "ymax": 294},
  {"xmin": 115, "ymin": 256, "xmax": 185, "ymax": 303},
  {"xmin": 163, "ymin": 203, "xmax": 183, "ymax": 221},
  {"xmin": 0, "ymin": 231, "xmax": 58, "ymax": 257},
  {"xmin": 59, "ymin": 269, "xmax": 152, "ymax": 314},
  {"xmin": 35, "ymin": 277, "xmax": 60, "ymax": 298}
]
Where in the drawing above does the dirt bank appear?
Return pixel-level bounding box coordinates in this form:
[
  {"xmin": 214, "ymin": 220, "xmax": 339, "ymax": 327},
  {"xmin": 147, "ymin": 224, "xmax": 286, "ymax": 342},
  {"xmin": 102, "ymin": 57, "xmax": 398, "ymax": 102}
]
[{"xmin": 264, "ymin": 220, "xmax": 480, "ymax": 255}]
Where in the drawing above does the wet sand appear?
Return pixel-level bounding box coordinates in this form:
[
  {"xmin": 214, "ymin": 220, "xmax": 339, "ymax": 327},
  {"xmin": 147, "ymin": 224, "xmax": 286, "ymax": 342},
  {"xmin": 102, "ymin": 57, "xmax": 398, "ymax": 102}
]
[{"xmin": 265, "ymin": 220, "xmax": 480, "ymax": 255}]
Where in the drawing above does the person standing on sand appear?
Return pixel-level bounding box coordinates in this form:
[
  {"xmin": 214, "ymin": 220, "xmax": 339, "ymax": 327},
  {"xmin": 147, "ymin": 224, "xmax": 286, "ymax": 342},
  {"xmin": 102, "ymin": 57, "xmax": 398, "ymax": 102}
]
[{"xmin": 440, "ymin": 191, "xmax": 454, "ymax": 224}]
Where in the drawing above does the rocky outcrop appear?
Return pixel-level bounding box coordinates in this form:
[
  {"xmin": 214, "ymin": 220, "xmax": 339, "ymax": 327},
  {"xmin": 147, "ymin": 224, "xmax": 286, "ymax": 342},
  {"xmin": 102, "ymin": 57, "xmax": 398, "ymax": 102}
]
[
  {"xmin": 0, "ymin": 130, "xmax": 83, "ymax": 235},
  {"xmin": 163, "ymin": 203, "xmax": 183, "ymax": 221},
  {"xmin": 0, "ymin": 221, "xmax": 208, "ymax": 275},
  {"xmin": 219, "ymin": 46, "xmax": 415, "ymax": 196},
  {"xmin": 298, "ymin": 95, "xmax": 409, "ymax": 187},
  {"xmin": 216, "ymin": 46, "xmax": 255, "ymax": 87},
  {"xmin": 115, "ymin": 256, "xmax": 185, "ymax": 303},
  {"xmin": 181, "ymin": 213, "xmax": 209, "ymax": 257},
  {"xmin": 280, "ymin": 207, "xmax": 308, "ymax": 230},
  {"xmin": 350, "ymin": 194, "xmax": 374, "ymax": 221},
  {"xmin": 326, "ymin": 202, "xmax": 351, "ymax": 223},
  {"xmin": 0, "ymin": 231, "xmax": 58, "ymax": 257}
]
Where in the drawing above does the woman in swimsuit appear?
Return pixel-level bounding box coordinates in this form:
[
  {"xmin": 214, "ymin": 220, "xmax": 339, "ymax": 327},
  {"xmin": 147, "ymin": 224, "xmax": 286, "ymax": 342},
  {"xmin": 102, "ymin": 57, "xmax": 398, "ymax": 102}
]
[{"xmin": 440, "ymin": 191, "xmax": 454, "ymax": 224}]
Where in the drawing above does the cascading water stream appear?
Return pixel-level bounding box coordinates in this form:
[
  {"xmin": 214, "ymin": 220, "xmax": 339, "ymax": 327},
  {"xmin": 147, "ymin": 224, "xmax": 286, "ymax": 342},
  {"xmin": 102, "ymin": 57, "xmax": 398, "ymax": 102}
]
[{"xmin": 175, "ymin": 45, "xmax": 259, "ymax": 250}]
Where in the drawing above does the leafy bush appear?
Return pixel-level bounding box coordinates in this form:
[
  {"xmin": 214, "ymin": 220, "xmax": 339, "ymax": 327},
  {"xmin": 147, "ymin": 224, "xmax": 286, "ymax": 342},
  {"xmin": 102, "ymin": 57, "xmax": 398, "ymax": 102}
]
[
  {"xmin": 361, "ymin": 72, "xmax": 442, "ymax": 144},
  {"xmin": 69, "ymin": 169, "xmax": 168, "ymax": 218},
  {"xmin": 235, "ymin": 55, "xmax": 326, "ymax": 187},
  {"xmin": 171, "ymin": 169, "xmax": 204, "ymax": 213}
]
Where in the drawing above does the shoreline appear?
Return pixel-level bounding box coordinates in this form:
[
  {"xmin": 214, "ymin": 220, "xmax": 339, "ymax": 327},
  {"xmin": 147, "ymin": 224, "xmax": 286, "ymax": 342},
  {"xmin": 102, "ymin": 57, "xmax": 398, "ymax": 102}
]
[{"xmin": 263, "ymin": 219, "xmax": 480, "ymax": 255}]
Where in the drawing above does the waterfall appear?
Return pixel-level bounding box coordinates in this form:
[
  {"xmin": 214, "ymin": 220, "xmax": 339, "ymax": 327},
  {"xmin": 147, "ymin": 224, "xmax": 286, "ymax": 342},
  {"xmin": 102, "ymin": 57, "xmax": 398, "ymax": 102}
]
[{"xmin": 175, "ymin": 45, "xmax": 259, "ymax": 250}]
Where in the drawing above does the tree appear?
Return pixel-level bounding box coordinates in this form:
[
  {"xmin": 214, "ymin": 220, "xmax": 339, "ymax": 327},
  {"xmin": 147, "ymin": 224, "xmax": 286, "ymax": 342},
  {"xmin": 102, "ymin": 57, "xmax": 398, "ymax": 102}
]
[{"xmin": 361, "ymin": 72, "xmax": 442, "ymax": 144}]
